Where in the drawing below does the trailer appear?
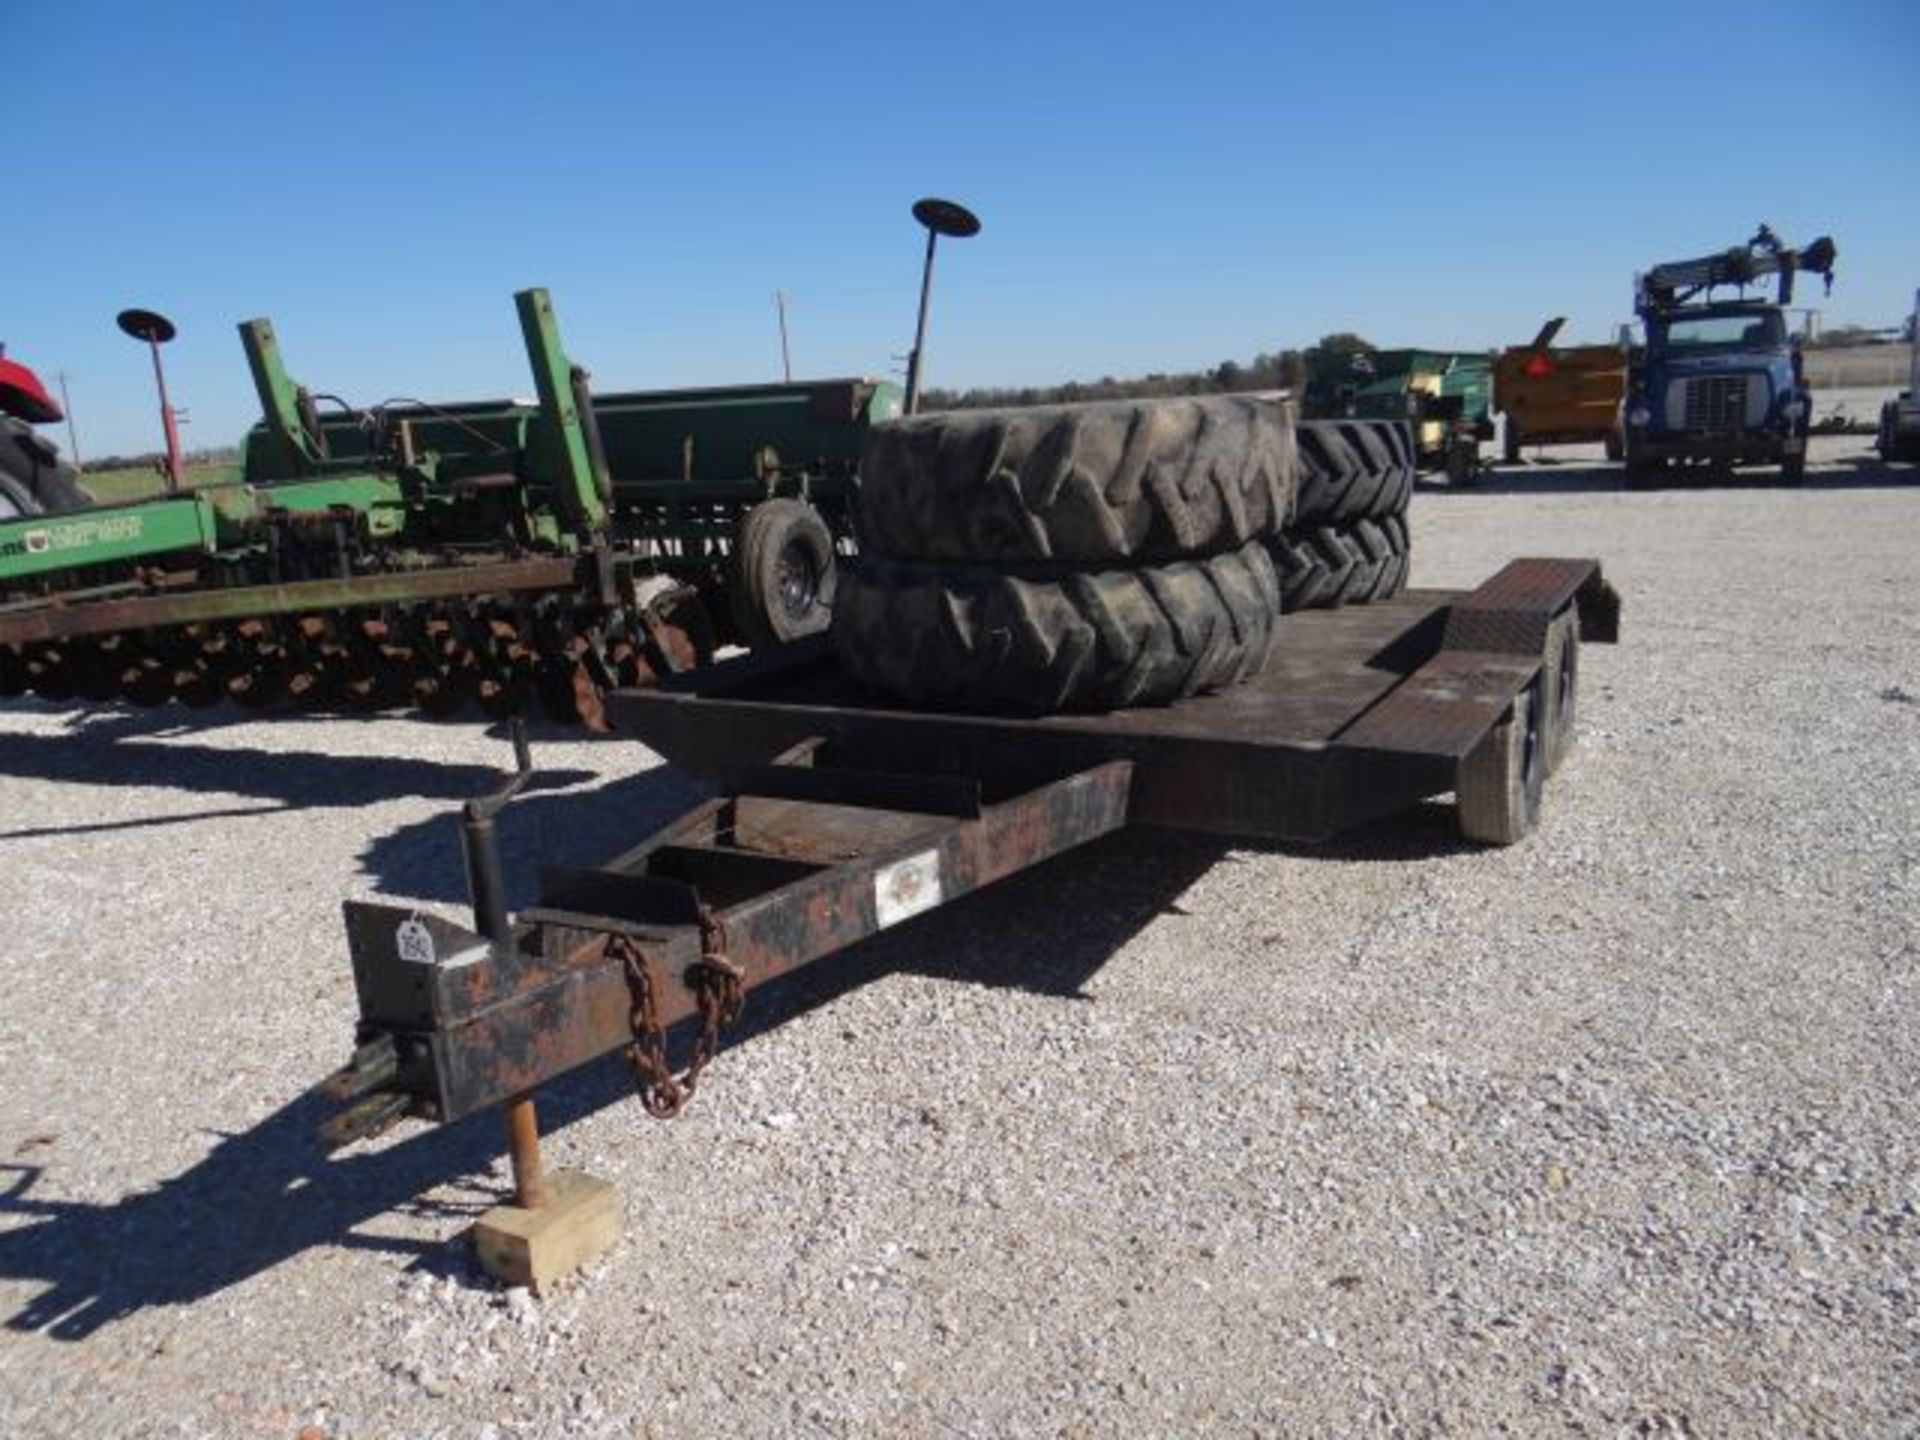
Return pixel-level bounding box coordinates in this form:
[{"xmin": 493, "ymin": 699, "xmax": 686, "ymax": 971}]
[{"xmin": 319, "ymin": 556, "xmax": 1619, "ymax": 1289}]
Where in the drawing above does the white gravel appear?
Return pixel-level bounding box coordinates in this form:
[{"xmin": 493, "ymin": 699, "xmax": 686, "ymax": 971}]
[{"xmin": 1, "ymin": 434, "xmax": 1916, "ymax": 1438}]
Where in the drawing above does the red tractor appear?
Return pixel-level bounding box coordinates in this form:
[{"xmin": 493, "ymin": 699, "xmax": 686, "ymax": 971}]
[{"xmin": 0, "ymin": 346, "xmax": 92, "ymax": 516}]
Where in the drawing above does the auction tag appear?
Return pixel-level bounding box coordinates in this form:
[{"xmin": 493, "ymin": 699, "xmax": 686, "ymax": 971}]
[
  {"xmin": 395, "ymin": 916, "xmax": 437, "ymax": 965},
  {"xmin": 874, "ymin": 850, "xmax": 942, "ymax": 929}
]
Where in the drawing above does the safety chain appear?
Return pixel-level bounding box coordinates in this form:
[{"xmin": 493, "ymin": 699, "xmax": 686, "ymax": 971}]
[{"xmin": 610, "ymin": 911, "xmax": 746, "ymax": 1121}]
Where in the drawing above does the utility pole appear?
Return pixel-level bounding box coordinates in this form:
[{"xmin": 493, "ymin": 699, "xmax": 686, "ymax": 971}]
[
  {"xmin": 774, "ymin": 291, "xmax": 792, "ymax": 382},
  {"xmin": 57, "ymin": 372, "xmax": 83, "ymax": 471}
]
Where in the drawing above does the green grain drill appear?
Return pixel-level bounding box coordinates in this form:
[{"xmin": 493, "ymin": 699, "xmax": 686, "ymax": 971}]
[{"xmin": 0, "ymin": 289, "xmax": 896, "ymax": 724}]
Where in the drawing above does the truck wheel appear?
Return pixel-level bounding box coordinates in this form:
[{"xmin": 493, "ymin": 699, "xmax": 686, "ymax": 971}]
[
  {"xmin": 1503, "ymin": 421, "xmax": 1522, "ymax": 465},
  {"xmin": 1779, "ymin": 453, "xmax": 1807, "ymax": 485},
  {"xmin": 1456, "ymin": 682, "xmax": 1544, "ymax": 846},
  {"xmin": 1294, "ymin": 419, "xmax": 1414, "ymax": 526},
  {"xmin": 831, "ymin": 539, "xmax": 1279, "ymax": 713},
  {"xmin": 856, "ymin": 396, "xmax": 1295, "ymax": 564},
  {"xmin": 729, "ymin": 498, "xmax": 837, "ymax": 647},
  {"xmin": 1603, "ymin": 428, "xmax": 1624, "ymax": 462},
  {"xmin": 1270, "ymin": 513, "xmax": 1410, "ymax": 612},
  {"xmin": 1540, "ymin": 609, "xmax": 1580, "ymax": 775}
]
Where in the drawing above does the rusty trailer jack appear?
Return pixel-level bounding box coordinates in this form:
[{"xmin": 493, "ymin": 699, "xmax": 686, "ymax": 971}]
[{"xmin": 319, "ymin": 558, "xmax": 1620, "ymax": 1293}]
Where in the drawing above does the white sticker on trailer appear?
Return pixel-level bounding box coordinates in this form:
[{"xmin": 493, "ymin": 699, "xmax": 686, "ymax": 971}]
[{"xmin": 874, "ymin": 850, "xmax": 942, "ymax": 929}]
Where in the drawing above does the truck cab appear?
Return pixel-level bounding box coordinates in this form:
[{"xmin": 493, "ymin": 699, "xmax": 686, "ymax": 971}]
[
  {"xmin": 1622, "ymin": 227, "xmax": 1835, "ymax": 487},
  {"xmin": 1624, "ymin": 300, "xmax": 1811, "ymax": 483}
]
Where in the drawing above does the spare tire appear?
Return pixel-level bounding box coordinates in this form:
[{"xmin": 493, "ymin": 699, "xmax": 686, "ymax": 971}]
[
  {"xmin": 832, "ymin": 539, "xmax": 1279, "ymax": 713},
  {"xmin": 0, "ymin": 418, "xmax": 93, "ymax": 514},
  {"xmin": 857, "ymin": 396, "xmax": 1295, "ymax": 565},
  {"xmin": 728, "ymin": 498, "xmax": 837, "ymax": 647},
  {"xmin": 1293, "ymin": 419, "xmax": 1414, "ymax": 527},
  {"xmin": 1270, "ymin": 513, "xmax": 1410, "ymax": 612}
]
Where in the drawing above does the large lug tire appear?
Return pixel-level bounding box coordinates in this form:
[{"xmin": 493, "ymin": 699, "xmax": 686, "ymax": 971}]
[
  {"xmin": 1457, "ymin": 682, "xmax": 1545, "ymax": 846},
  {"xmin": 1293, "ymin": 419, "xmax": 1414, "ymax": 527},
  {"xmin": 728, "ymin": 498, "xmax": 837, "ymax": 647},
  {"xmin": 831, "ymin": 539, "xmax": 1280, "ymax": 714},
  {"xmin": 1539, "ymin": 608, "xmax": 1580, "ymax": 776},
  {"xmin": 0, "ymin": 418, "xmax": 92, "ymax": 513},
  {"xmin": 1269, "ymin": 513, "xmax": 1410, "ymax": 613},
  {"xmin": 855, "ymin": 396, "xmax": 1296, "ymax": 565}
]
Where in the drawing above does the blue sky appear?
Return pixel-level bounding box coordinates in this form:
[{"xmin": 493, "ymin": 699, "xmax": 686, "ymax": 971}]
[{"xmin": 10, "ymin": 0, "xmax": 1918, "ymax": 457}]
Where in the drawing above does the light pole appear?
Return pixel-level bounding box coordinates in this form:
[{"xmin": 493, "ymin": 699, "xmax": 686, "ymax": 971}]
[
  {"xmin": 903, "ymin": 197, "xmax": 980, "ymax": 415},
  {"xmin": 116, "ymin": 307, "xmax": 184, "ymax": 492}
]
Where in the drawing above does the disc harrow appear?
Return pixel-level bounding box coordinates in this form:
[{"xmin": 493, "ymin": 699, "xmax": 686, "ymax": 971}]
[{"xmin": 0, "ymin": 587, "xmax": 709, "ymax": 730}]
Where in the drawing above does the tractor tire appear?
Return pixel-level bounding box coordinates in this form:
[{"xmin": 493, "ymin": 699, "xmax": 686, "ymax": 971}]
[
  {"xmin": 1292, "ymin": 419, "xmax": 1414, "ymax": 527},
  {"xmin": 728, "ymin": 498, "xmax": 837, "ymax": 647},
  {"xmin": 831, "ymin": 539, "xmax": 1279, "ymax": 714},
  {"xmin": 0, "ymin": 418, "xmax": 92, "ymax": 513},
  {"xmin": 1269, "ymin": 513, "xmax": 1410, "ymax": 612},
  {"xmin": 856, "ymin": 396, "xmax": 1295, "ymax": 565},
  {"xmin": 1456, "ymin": 682, "xmax": 1544, "ymax": 846}
]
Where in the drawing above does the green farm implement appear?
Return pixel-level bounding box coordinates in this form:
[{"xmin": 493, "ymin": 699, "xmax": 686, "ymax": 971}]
[
  {"xmin": 1305, "ymin": 347, "xmax": 1494, "ymax": 484},
  {"xmin": 0, "ymin": 290, "xmax": 897, "ymax": 727}
]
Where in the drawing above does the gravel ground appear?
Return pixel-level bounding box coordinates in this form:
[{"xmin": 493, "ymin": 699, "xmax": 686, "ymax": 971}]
[{"xmin": 1, "ymin": 435, "xmax": 1916, "ymax": 1438}]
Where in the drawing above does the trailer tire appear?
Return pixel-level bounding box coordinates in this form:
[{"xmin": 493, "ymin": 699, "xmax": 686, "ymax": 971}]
[
  {"xmin": 856, "ymin": 396, "xmax": 1295, "ymax": 564},
  {"xmin": 729, "ymin": 498, "xmax": 837, "ymax": 647},
  {"xmin": 832, "ymin": 539, "xmax": 1279, "ymax": 713},
  {"xmin": 1293, "ymin": 419, "xmax": 1414, "ymax": 526},
  {"xmin": 1540, "ymin": 608, "xmax": 1580, "ymax": 775},
  {"xmin": 1456, "ymin": 682, "xmax": 1544, "ymax": 846},
  {"xmin": 0, "ymin": 418, "xmax": 92, "ymax": 513},
  {"xmin": 1269, "ymin": 513, "xmax": 1410, "ymax": 612}
]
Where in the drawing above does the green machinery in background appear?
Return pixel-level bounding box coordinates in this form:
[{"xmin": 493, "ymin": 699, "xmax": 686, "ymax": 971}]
[
  {"xmin": 0, "ymin": 290, "xmax": 898, "ymax": 726},
  {"xmin": 1303, "ymin": 347, "xmax": 1494, "ymax": 483}
]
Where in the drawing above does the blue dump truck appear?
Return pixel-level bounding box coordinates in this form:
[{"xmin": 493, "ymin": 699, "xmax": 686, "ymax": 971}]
[{"xmin": 1623, "ymin": 226, "xmax": 1837, "ymax": 487}]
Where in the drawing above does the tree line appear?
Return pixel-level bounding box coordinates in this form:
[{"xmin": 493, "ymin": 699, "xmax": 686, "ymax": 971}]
[{"xmin": 921, "ymin": 334, "xmax": 1377, "ymax": 411}]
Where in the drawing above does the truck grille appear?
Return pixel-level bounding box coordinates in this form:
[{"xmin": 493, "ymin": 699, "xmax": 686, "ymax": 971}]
[{"xmin": 1682, "ymin": 376, "xmax": 1750, "ymax": 433}]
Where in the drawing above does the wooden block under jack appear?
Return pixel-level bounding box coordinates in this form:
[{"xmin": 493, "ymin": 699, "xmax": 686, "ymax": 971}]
[{"xmin": 471, "ymin": 1170, "xmax": 622, "ymax": 1294}]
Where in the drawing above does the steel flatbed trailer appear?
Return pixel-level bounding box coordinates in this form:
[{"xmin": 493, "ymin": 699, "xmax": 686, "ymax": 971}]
[{"xmin": 321, "ymin": 556, "xmax": 1618, "ymax": 1288}]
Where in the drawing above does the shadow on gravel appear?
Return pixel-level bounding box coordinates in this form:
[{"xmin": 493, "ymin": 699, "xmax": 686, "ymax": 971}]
[
  {"xmin": 1416, "ymin": 451, "xmax": 1914, "ymax": 497},
  {"xmin": 0, "ymin": 725, "xmax": 597, "ymax": 841},
  {"xmin": 0, "ymin": 801, "xmax": 1466, "ymax": 1340}
]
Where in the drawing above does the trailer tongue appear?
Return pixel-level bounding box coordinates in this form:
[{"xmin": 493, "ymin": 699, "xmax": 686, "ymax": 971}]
[{"xmin": 318, "ymin": 557, "xmax": 1617, "ymax": 1284}]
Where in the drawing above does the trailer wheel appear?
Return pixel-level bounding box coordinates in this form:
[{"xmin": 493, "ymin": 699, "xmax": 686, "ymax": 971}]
[
  {"xmin": 729, "ymin": 498, "xmax": 837, "ymax": 647},
  {"xmin": 1270, "ymin": 513, "xmax": 1410, "ymax": 612},
  {"xmin": 1456, "ymin": 682, "xmax": 1544, "ymax": 846},
  {"xmin": 832, "ymin": 539, "xmax": 1279, "ymax": 713},
  {"xmin": 1540, "ymin": 608, "xmax": 1580, "ymax": 775},
  {"xmin": 857, "ymin": 396, "xmax": 1295, "ymax": 564},
  {"xmin": 1294, "ymin": 419, "xmax": 1414, "ymax": 526}
]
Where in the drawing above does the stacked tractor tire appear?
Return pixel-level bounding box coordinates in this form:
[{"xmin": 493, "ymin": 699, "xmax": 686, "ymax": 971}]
[{"xmin": 833, "ymin": 398, "xmax": 1415, "ymax": 713}]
